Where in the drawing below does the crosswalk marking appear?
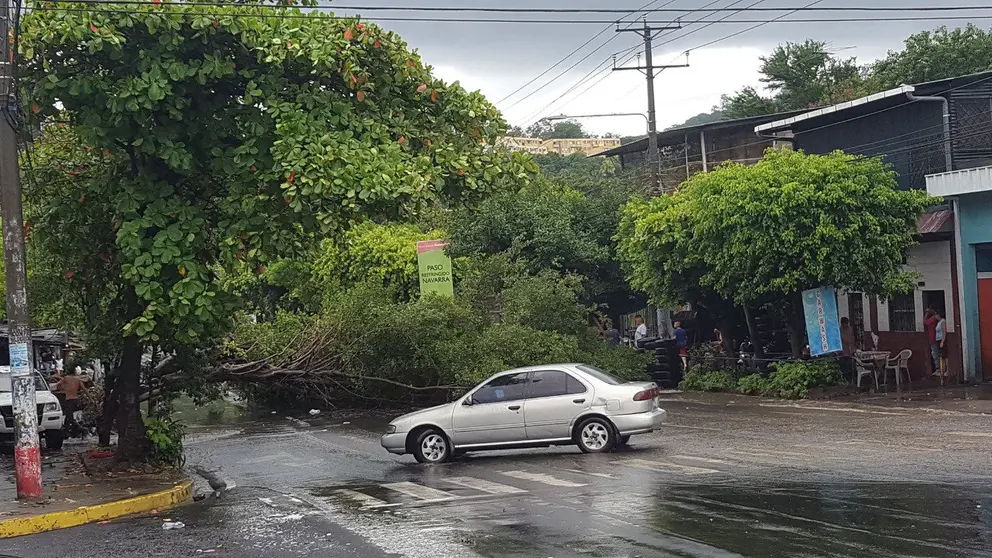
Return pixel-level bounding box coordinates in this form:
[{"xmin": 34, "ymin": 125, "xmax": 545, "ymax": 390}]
[
  {"xmin": 623, "ymin": 458, "xmax": 720, "ymax": 475},
  {"xmin": 382, "ymin": 481, "xmax": 457, "ymax": 502},
  {"xmin": 443, "ymin": 476, "xmax": 528, "ymax": 495},
  {"xmin": 335, "ymin": 488, "xmax": 392, "ymax": 508},
  {"xmin": 948, "ymin": 431, "xmax": 992, "ymax": 438},
  {"xmin": 500, "ymin": 470, "xmax": 587, "ymax": 487},
  {"xmin": 565, "ymin": 469, "xmax": 617, "ymax": 479},
  {"xmin": 671, "ymin": 455, "xmax": 729, "ymax": 465}
]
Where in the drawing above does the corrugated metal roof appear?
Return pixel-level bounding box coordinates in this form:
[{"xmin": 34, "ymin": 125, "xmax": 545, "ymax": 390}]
[{"xmin": 917, "ymin": 210, "xmax": 953, "ymax": 235}]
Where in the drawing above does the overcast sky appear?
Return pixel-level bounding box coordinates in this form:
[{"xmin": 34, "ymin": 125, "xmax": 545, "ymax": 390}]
[{"xmin": 331, "ymin": 1, "xmax": 992, "ymax": 136}]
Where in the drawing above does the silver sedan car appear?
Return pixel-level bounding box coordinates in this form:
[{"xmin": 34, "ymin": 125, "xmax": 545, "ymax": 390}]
[{"xmin": 381, "ymin": 363, "xmax": 666, "ymax": 464}]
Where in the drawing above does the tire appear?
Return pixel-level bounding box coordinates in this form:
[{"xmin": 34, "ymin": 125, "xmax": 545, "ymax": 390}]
[
  {"xmin": 576, "ymin": 417, "xmax": 616, "ymax": 454},
  {"xmin": 45, "ymin": 429, "xmax": 64, "ymax": 450},
  {"xmin": 413, "ymin": 428, "xmax": 450, "ymax": 464}
]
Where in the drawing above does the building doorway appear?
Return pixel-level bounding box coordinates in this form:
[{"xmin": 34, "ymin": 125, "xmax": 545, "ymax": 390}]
[
  {"xmin": 978, "ymin": 245, "xmax": 992, "ymax": 380},
  {"xmin": 847, "ymin": 293, "xmax": 865, "ymax": 350}
]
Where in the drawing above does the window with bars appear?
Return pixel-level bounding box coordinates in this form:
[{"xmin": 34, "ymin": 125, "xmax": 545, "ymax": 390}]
[{"xmin": 888, "ymin": 293, "xmax": 917, "ymax": 332}]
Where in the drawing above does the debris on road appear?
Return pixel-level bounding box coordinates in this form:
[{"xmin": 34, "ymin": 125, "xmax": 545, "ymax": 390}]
[
  {"xmin": 309, "ymin": 409, "xmax": 321, "ymax": 416},
  {"xmin": 162, "ymin": 521, "xmax": 185, "ymax": 530}
]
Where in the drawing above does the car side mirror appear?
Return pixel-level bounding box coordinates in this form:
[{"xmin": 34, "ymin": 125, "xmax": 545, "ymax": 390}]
[{"xmin": 463, "ymin": 396, "xmax": 474, "ymax": 406}]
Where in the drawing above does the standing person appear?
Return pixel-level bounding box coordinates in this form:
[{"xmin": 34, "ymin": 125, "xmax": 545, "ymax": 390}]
[
  {"xmin": 935, "ymin": 310, "xmax": 948, "ymax": 380},
  {"xmin": 673, "ymin": 321, "xmax": 688, "ymax": 370},
  {"xmin": 840, "ymin": 317, "xmax": 856, "ymax": 381},
  {"xmin": 604, "ymin": 321, "xmax": 621, "ymax": 346},
  {"xmin": 56, "ymin": 367, "xmax": 84, "ymax": 435},
  {"xmin": 633, "ymin": 315, "xmax": 648, "ymax": 346},
  {"xmin": 924, "ymin": 308, "xmax": 940, "ymax": 376}
]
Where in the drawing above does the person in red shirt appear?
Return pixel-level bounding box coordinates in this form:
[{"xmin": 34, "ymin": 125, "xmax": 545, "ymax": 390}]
[{"xmin": 923, "ymin": 308, "xmax": 939, "ymax": 375}]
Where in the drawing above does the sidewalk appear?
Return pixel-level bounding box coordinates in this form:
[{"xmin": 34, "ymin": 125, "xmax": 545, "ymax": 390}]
[
  {"xmin": 664, "ymin": 385, "xmax": 992, "ymax": 415},
  {"xmin": 0, "ymin": 444, "xmax": 191, "ymax": 538}
]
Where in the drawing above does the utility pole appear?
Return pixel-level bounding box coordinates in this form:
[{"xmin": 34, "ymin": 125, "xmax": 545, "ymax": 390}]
[
  {"xmin": 0, "ymin": 0, "xmax": 42, "ymax": 500},
  {"xmin": 614, "ymin": 20, "xmax": 689, "ymax": 191}
]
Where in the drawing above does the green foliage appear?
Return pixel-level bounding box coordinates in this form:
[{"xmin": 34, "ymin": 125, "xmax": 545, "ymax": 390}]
[
  {"xmin": 679, "ymin": 366, "xmax": 736, "ymax": 392},
  {"xmin": 618, "ymin": 149, "xmax": 935, "ymax": 309},
  {"xmin": 312, "ymin": 221, "xmax": 447, "ymax": 302},
  {"xmin": 234, "ymin": 277, "xmax": 649, "ymax": 402},
  {"xmin": 20, "ymin": 4, "xmax": 534, "ymax": 347},
  {"xmin": 143, "ymin": 414, "xmax": 186, "ymax": 467},
  {"xmin": 765, "ymin": 360, "xmax": 844, "ymax": 399},
  {"xmin": 873, "ymin": 25, "xmax": 992, "ymax": 88},
  {"xmin": 525, "ymin": 119, "xmax": 589, "ymax": 140},
  {"xmin": 501, "ymin": 272, "xmax": 588, "ymax": 335},
  {"xmin": 719, "ymin": 87, "xmax": 782, "ymax": 120},
  {"xmin": 736, "ymin": 373, "xmax": 768, "ymax": 396}
]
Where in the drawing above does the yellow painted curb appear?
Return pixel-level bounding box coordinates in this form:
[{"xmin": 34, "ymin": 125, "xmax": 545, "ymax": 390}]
[{"xmin": 0, "ymin": 480, "xmax": 193, "ymax": 538}]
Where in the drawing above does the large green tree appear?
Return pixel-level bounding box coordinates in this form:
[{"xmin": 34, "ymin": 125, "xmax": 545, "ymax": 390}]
[
  {"xmin": 873, "ymin": 25, "xmax": 992, "ymax": 87},
  {"xmin": 20, "ymin": 3, "xmax": 533, "ymax": 460},
  {"xmin": 617, "ymin": 149, "xmax": 933, "ymax": 355}
]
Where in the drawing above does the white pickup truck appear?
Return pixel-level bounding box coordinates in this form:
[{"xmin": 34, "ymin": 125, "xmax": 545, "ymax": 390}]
[{"xmin": 0, "ymin": 369, "xmax": 65, "ymax": 449}]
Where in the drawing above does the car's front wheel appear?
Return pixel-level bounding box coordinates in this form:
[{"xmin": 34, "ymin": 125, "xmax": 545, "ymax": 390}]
[
  {"xmin": 576, "ymin": 418, "xmax": 615, "ymax": 454},
  {"xmin": 45, "ymin": 429, "xmax": 64, "ymax": 450},
  {"xmin": 413, "ymin": 429, "xmax": 450, "ymax": 464}
]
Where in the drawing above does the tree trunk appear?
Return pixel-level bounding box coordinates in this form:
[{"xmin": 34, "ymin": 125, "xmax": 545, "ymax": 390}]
[
  {"xmin": 743, "ymin": 306, "xmax": 764, "ymax": 359},
  {"xmin": 114, "ymin": 333, "xmax": 148, "ymax": 463},
  {"xmin": 97, "ymin": 373, "xmax": 116, "ymax": 447},
  {"xmin": 786, "ymin": 293, "xmax": 808, "ymax": 358}
]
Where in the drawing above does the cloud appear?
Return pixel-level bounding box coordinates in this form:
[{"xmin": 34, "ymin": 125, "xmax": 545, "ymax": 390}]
[{"xmin": 336, "ymin": 0, "xmax": 992, "ymax": 135}]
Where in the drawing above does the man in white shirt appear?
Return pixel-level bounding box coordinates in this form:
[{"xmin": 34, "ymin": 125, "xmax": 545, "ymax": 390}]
[{"xmin": 634, "ymin": 315, "xmax": 648, "ymax": 346}]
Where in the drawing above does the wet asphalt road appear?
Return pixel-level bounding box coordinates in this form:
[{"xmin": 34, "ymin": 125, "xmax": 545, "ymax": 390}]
[{"xmin": 3, "ymin": 394, "xmax": 992, "ymax": 557}]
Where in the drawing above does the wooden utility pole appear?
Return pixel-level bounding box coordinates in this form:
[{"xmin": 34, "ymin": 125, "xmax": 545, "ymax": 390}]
[
  {"xmin": 0, "ymin": 0, "xmax": 42, "ymax": 500},
  {"xmin": 614, "ymin": 20, "xmax": 688, "ymax": 191}
]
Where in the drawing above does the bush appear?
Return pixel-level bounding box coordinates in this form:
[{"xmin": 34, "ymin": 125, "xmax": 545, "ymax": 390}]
[
  {"xmin": 737, "ymin": 373, "xmax": 770, "ymax": 396},
  {"xmin": 578, "ymin": 334, "xmax": 653, "ymax": 383},
  {"xmin": 764, "ymin": 359, "xmax": 844, "ymax": 399},
  {"xmin": 143, "ymin": 415, "xmax": 186, "ymax": 467},
  {"xmin": 679, "ymin": 366, "xmax": 736, "ymax": 392}
]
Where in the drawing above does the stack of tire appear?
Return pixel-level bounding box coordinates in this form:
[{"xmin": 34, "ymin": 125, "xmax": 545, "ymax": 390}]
[{"xmin": 638, "ymin": 337, "xmax": 682, "ymax": 389}]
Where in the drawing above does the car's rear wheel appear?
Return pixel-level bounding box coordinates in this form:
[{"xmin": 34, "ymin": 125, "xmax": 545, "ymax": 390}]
[
  {"xmin": 45, "ymin": 429, "xmax": 64, "ymax": 450},
  {"xmin": 576, "ymin": 418, "xmax": 615, "ymax": 454},
  {"xmin": 413, "ymin": 429, "xmax": 450, "ymax": 464}
]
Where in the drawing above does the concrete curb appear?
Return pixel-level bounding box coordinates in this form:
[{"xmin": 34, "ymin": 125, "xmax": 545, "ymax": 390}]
[{"xmin": 0, "ymin": 480, "xmax": 193, "ymax": 538}]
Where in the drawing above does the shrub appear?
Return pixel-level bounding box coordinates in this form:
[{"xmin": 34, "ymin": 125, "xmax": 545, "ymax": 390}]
[
  {"xmin": 578, "ymin": 338, "xmax": 653, "ymax": 383},
  {"xmin": 764, "ymin": 359, "xmax": 844, "ymax": 399},
  {"xmin": 737, "ymin": 373, "xmax": 770, "ymax": 396},
  {"xmin": 143, "ymin": 414, "xmax": 186, "ymax": 467},
  {"xmin": 679, "ymin": 366, "xmax": 736, "ymax": 392}
]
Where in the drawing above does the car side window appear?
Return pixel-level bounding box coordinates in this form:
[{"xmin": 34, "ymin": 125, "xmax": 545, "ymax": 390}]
[
  {"xmin": 528, "ymin": 371, "xmax": 586, "ymax": 399},
  {"xmin": 471, "ymin": 372, "xmax": 529, "ymax": 404}
]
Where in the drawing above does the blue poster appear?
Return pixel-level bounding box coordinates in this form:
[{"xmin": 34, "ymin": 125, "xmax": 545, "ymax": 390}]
[
  {"xmin": 802, "ymin": 287, "xmax": 843, "ymax": 357},
  {"xmin": 9, "ymin": 343, "xmax": 29, "ymax": 376}
]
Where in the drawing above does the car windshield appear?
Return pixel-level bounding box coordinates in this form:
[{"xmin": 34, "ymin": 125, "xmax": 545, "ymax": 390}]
[
  {"xmin": 576, "ymin": 364, "xmax": 623, "ymax": 385},
  {"xmin": 0, "ymin": 374, "xmax": 49, "ymax": 392}
]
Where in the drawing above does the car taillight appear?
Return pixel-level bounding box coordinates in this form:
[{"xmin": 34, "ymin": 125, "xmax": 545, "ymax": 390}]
[{"xmin": 633, "ymin": 388, "xmax": 658, "ymax": 401}]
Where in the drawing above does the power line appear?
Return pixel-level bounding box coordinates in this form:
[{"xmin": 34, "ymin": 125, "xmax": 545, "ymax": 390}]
[
  {"xmin": 57, "ymin": 1, "xmax": 992, "ymax": 14},
  {"xmin": 500, "ymin": 0, "xmax": 677, "ymax": 110},
  {"xmin": 29, "ymin": 6, "xmax": 992, "ymax": 24},
  {"xmin": 496, "ymin": 0, "xmax": 678, "ymax": 105}
]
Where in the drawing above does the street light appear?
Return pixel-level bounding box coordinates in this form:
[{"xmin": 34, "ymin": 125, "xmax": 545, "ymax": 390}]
[{"xmin": 542, "ymin": 113, "xmax": 649, "ymax": 133}]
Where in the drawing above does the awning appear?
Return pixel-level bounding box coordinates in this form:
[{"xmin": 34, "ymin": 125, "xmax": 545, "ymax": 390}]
[{"xmin": 917, "ymin": 210, "xmax": 953, "ymax": 235}]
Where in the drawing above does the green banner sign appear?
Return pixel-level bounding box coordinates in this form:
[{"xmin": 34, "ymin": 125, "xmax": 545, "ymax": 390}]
[{"xmin": 417, "ymin": 240, "xmax": 454, "ymax": 298}]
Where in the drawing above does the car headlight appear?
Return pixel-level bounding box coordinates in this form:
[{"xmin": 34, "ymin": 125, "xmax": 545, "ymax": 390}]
[
  {"xmin": 385, "ymin": 424, "xmax": 396, "ymax": 434},
  {"xmin": 43, "ymin": 402, "xmax": 60, "ymax": 413}
]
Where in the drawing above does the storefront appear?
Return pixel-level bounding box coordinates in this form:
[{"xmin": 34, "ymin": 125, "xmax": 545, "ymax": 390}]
[{"xmin": 927, "ymin": 166, "xmax": 992, "ymax": 381}]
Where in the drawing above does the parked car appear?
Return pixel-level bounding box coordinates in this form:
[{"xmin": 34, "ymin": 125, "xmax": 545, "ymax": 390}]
[
  {"xmin": 0, "ymin": 369, "xmax": 65, "ymax": 449},
  {"xmin": 381, "ymin": 363, "xmax": 666, "ymax": 464}
]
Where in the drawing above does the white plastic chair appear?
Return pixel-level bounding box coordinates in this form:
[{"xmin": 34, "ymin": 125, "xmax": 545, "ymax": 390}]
[
  {"xmin": 884, "ymin": 349, "xmax": 913, "ymax": 389},
  {"xmin": 854, "ymin": 353, "xmax": 879, "ymax": 391}
]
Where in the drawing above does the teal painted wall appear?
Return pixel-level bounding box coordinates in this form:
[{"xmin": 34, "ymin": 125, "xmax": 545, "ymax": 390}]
[{"xmin": 957, "ymin": 190, "xmax": 992, "ymax": 379}]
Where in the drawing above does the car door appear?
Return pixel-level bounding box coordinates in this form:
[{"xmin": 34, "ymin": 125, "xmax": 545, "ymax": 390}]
[
  {"xmin": 450, "ymin": 372, "xmax": 529, "ymax": 446},
  {"xmin": 523, "ymin": 370, "xmax": 591, "ymax": 441}
]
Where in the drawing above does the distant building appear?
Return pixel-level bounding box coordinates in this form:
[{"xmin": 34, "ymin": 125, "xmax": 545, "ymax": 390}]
[
  {"xmin": 497, "ymin": 137, "xmax": 548, "ymax": 155},
  {"xmin": 498, "ymin": 136, "xmax": 621, "ymax": 156},
  {"xmin": 541, "ymin": 137, "xmax": 621, "ymax": 156}
]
